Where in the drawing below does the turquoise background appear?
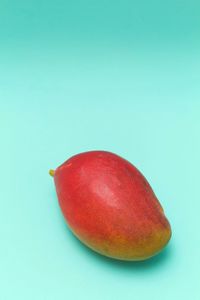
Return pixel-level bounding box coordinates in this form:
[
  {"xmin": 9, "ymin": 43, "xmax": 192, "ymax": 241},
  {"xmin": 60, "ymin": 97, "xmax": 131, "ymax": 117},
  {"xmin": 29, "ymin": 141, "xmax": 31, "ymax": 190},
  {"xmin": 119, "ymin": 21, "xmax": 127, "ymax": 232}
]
[{"xmin": 0, "ymin": 1, "xmax": 200, "ymax": 299}]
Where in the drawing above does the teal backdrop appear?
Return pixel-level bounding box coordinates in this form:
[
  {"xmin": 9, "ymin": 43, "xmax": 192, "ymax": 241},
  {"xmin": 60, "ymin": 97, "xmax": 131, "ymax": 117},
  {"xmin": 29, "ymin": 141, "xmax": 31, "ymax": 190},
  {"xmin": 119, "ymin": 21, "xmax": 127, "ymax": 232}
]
[{"xmin": 0, "ymin": 1, "xmax": 200, "ymax": 299}]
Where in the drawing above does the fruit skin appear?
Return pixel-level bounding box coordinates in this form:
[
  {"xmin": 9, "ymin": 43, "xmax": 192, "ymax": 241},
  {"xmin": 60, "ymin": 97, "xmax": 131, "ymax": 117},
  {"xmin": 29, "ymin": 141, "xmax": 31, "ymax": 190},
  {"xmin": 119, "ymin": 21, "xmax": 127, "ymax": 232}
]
[{"xmin": 51, "ymin": 151, "xmax": 171, "ymax": 261}]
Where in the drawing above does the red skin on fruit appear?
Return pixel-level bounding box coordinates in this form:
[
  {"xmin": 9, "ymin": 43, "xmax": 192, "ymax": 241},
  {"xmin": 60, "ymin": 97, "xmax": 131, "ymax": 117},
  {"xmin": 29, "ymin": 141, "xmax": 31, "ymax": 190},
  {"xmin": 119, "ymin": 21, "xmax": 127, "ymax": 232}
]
[{"xmin": 51, "ymin": 151, "xmax": 171, "ymax": 261}]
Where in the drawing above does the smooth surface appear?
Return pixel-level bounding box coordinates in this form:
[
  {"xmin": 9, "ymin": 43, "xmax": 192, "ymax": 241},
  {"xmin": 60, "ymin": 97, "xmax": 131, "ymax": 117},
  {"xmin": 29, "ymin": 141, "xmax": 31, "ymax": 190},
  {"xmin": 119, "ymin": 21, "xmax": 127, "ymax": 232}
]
[
  {"xmin": 0, "ymin": 0, "xmax": 200, "ymax": 299},
  {"xmin": 54, "ymin": 151, "xmax": 171, "ymax": 260}
]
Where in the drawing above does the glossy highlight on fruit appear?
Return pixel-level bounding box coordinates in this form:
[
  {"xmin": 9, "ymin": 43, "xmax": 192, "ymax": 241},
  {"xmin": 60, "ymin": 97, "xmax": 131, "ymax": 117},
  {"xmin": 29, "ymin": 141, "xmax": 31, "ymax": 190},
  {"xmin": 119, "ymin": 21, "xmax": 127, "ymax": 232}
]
[{"xmin": 50, "ymin": 151, "xmax": 171, "ymax": 261}]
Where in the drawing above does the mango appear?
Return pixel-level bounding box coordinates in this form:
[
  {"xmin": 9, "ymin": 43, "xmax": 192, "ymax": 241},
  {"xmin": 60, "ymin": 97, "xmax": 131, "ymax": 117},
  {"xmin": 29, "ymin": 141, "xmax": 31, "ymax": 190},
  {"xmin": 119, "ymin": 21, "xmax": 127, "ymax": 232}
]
[{"xmin": 50, "ymin": 151, "xmax": 171, "ymax": 261}]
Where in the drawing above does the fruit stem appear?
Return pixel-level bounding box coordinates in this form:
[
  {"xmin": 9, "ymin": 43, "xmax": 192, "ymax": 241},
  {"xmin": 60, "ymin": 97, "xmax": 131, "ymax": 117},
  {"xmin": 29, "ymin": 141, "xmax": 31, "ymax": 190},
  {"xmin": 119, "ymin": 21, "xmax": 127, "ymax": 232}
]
[{"xmin": 49, "ymin": 169, "xmax": 55, "ymax": 177}]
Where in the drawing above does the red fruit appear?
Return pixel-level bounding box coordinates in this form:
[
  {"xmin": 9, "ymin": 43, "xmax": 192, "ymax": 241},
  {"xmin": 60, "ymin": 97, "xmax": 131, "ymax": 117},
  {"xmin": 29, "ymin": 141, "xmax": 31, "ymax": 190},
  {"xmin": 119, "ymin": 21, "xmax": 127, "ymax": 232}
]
[{"xmin": 50, "ymin": 151, "xmax": 171, "ymax": 261}]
